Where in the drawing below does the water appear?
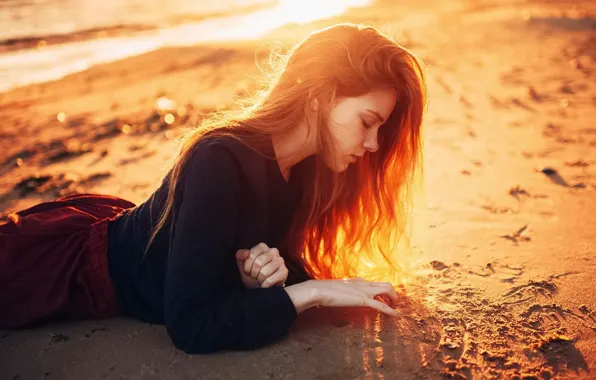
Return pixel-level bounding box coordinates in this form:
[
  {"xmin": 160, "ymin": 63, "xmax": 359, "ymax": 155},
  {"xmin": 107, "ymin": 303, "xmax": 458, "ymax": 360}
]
[
  {"xmin": 0, "ymin": 0, "xmax": 371, "ymax": 93},
  {"xmin": 0, "ymin": 0, "xmax": 273, "ymax": 41}
]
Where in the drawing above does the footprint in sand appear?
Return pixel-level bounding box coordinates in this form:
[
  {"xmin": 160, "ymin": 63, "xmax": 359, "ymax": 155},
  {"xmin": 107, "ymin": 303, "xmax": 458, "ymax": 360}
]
[
  {"xmin": 502, "ymin": 272, "xmax": 578, "ymax": 304},
  {"xmin": 466, "ymin": 261, "xmax": 525, "ymax": 283},
  {"xmin": 502, "ymin": 280, "xmax": 558, "ymax": 304},
  {"xmin": 438, "ymin": 317, "xmax": 472, "ymax": 379},
  {"xmin": 424, "ymin": 270, "xmax": 591, "ymax": 379}
]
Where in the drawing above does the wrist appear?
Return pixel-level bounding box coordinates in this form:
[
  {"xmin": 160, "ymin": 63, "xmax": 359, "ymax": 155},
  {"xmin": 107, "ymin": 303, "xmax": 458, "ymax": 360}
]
[{"xmin": 284, "ymin": 280, "xmax": 320, "ymax": 314}]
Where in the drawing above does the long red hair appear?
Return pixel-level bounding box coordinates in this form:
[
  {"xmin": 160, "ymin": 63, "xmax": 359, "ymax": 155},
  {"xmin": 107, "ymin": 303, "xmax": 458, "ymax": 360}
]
[{"xmin": 147, "ymin": 23, "xmax": 427, "ymax": 283}]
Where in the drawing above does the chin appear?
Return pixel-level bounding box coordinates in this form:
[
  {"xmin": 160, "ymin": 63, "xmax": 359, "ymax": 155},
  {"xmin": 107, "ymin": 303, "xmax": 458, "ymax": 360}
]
[
  {"xmin": 327, "ymin": 160, "xmax": 351, "ymax": 173},
  {"xmin": 331, "ymin": 166, "xmax": 348, "ymax": 173},
  {"xmin": 321, "ymin": 153, "xmax": 351, "ymax": 173}
]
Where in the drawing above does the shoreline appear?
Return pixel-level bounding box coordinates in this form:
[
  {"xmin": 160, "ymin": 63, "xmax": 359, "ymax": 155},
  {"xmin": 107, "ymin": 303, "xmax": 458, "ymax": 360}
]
[
  {"xmin": 0, "ymin": 0, "xmax": 372, "ymax": 93},
  {"xmin": 0, "ymin": 1, "xmax": 278, "ymax": 54}
]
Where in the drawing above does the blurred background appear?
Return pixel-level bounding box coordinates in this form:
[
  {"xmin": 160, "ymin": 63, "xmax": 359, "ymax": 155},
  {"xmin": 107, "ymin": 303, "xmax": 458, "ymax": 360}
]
[{"xmin": 0, "ymin": 0, "xmax": 371, "ymax": 91}]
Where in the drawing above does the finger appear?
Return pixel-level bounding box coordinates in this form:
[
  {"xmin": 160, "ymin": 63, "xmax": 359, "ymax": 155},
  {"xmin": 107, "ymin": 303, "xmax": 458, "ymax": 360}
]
[
  {"xmin": 260, "ymin": 267, "xmax": 289, "ymax": 288},
  {"xmin": 365, "ymin": 298, "xmax": 400, "ymax": 318},
  {"xmin": 323, "ymin": 290, "xmax": 392, "ymax": 316},
  {"xmin": 369, "ymin": 282, "xmax": 398, "ymax": 308},
  {"xmin": 243, "ymin": 243, "xmax": 270, "ymax": 275},
  {"xmin": 347, "ymin": 281, "xmax": 397, "ymax": 308},
  {"xmin": 257, "ymin": 257, "xmax": 284, "ymax": 283},
  {"xmin": 235, "ymin": 249, "xmax": 250, "ymax": 261},
  {"xmin": 250, "ymin": 249, "xmax": 280, "ymax": 279},
  {"xmin": 235, "ymin": 250, "xmax": 250, "ymax": 274},
  {"xmin": 338, "ymin": 281, "xmax": 398, "ymax": 309}
]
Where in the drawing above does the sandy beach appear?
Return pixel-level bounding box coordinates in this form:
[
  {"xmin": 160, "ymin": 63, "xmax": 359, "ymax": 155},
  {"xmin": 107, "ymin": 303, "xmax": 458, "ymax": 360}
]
[{"xmin": 1, "ymin": 0, "xmax": 595, "ymax": 378}]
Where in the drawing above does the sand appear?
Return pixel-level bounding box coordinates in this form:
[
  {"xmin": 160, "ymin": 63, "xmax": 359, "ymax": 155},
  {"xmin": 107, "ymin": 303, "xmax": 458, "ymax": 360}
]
[{"xmin": 1, "ymin": 0, "xmax": 595, "ymax": 378}]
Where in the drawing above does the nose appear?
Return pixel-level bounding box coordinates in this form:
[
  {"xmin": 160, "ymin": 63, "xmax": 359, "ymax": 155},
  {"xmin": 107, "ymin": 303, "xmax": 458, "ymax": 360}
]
[{"xmin": 363, "ymin": 130, "xmax": 379, "ymax": 153}]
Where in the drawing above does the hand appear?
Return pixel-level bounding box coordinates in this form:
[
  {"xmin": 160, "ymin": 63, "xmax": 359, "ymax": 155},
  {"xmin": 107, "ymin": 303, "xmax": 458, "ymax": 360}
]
[
  {"xmin": 284, "ymin": 278, "xmax": 399, "ymax": 317},
  {"xmin": 235, "ymin": 242, "xmax": 289, "ymax": 289}
]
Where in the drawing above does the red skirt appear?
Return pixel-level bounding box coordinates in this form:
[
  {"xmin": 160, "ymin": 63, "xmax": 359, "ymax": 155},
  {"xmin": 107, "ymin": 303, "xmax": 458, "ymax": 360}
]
[{"xmin": 0, "ymin": 193, "xmax": 135, "ymax": 329}]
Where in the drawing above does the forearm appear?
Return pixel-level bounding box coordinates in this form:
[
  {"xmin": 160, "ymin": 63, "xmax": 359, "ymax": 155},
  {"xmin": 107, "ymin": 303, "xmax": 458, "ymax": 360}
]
[{"xmin": 166, "ymin": 287, "xmax": 298, "ymax": 354}]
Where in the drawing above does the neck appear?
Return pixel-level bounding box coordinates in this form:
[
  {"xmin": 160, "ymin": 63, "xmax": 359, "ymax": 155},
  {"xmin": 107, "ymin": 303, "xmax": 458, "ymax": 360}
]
[{"xmin": 271, "ymin": 120, "xmax": 317, "ymax": 181}]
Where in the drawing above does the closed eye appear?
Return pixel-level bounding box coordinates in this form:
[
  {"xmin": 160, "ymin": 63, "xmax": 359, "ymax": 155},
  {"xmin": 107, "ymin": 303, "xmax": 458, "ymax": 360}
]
[{"xmin": 361, "ymin": 118, "xmax": 372, "ymax": 129}]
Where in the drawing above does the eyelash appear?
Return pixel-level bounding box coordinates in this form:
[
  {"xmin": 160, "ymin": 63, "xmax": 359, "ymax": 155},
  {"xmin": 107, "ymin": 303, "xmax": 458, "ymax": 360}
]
[{"xmin": 361, "ymin": 119, "xmax": 372, "ymax": 129}]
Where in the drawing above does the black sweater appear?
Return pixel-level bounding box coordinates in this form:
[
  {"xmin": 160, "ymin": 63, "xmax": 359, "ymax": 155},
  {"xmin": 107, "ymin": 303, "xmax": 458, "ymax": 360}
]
[{"xmin": 106, "ymin": 132, "xmax": 311, "ymax": 354}]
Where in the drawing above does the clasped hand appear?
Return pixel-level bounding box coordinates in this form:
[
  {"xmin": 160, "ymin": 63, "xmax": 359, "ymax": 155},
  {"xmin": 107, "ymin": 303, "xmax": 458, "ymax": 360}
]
[{"xmin": 235, "ymin": 242, "xmax": 288, "ymax": 289}]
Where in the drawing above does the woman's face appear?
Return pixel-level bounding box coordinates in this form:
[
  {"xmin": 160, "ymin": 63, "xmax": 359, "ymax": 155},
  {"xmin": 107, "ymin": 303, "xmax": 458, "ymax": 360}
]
[{"xmin": 322, "ymin": 88, "xmax": 397, "ymax": 172}]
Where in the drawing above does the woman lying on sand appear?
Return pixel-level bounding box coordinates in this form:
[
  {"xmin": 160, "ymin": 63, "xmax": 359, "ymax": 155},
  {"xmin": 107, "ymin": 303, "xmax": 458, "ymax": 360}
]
[{"xmin": 0, "ymin": 23, "xmax": 426, "ymax": 354}]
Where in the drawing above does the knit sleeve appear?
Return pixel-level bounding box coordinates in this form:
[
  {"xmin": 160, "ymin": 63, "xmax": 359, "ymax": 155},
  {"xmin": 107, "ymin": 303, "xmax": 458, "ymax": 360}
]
[{"xmin": 164, "ymin": 141, "xmax": 298, "ymax": 354}]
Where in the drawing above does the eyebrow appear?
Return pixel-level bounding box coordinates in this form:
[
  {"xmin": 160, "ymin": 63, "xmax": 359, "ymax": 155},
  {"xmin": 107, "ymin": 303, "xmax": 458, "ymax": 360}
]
[{"xmin": 365, "ymin": 109, "xmax": 385, "ymax": 123}]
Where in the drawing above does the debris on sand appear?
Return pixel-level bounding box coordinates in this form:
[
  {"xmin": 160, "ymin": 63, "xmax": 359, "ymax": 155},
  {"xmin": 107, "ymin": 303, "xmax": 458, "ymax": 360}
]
[
  {"xmin": 509, "ymin": 185, "xmax": 530, "ymax": 200},
  {"xmin": 578, "ymin": 305, "xmax": 591, "ymax": 314},
  {"xmin": 528, "ymin": 86, "xmax": 544, "ymax": 102},
  {"xmin": 542, "ymin": 123, "xmax": 561, "ymax": 138},
  {"xmin": 500, "ymin": 224, "xmax": 531, "ymax": 245},
  {"xmin": 83, "ymin": 327, "xmax": 107, "ymax": 338},
  {"xmin": 118, "ymin": 150, "xmax": 157, "ymax": 166},
  {"xmin": 430, "ymin": 260, "xmax": 449, "ymax": 271},
  {"xmin": 46, "ymin": 139, "xmax": 93, "ymax": 163},
  {"xmin": 14, "ymin": 174, "xmax": 52, "ymax": 197},
  {"xmin": 48, "ymin": 333, "xmax": 68, "ymax": 345},
  {"xmin": 512, "ymin": 97, "xmax": 535, "ymax": 111},
  {"xmin": 565, "ymin": 159, "xmax": 589, "ymax": 167},
  {"xmin": 539, "ymin": 167, "xmax": 569, "ymax": 187},
  {"xmin": 80, "ymin": 172, "xmax": 112, "ymax": 184},
  {"xmin": 91, "ymin": 119, "xmax": 126, "ymax": 141},
  {"xmin": 459, "ymin": 95, "xmax": 473, "ymax": 109},
  {"xmin": 559, "ymin": 83, "xmax": 574, "ymax": 94},
  {"xmin": 481, "ymin": 205, "xmax": 514, "ymax": 214},
  {"xmin": 2, "ymin": 149, "xmax": 37, "ymax": 169},
  {"xmin": 467, "ymin": 262, "xmax": 497, "ymax": 277},
  {"xmin": 12, "ymin": 171, "xmax": 112, "ymax": 198},
  {"xmin": 13, "ymin": 173, "xmax": 76, "ymax": 197}
]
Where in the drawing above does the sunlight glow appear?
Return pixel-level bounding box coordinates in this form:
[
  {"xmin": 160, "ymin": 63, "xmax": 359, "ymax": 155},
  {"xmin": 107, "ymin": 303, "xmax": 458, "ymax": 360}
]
[
  {"xmin": 303, "ymin": 165, "xmax": 428, "ymax": 286},
  {"xmin": 0, "ymin": 0, "xmax": 372, "ymax": 92},
  {"xmin": 271, "ymin": 0, "xmax": 371, "ymax": 25}
]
